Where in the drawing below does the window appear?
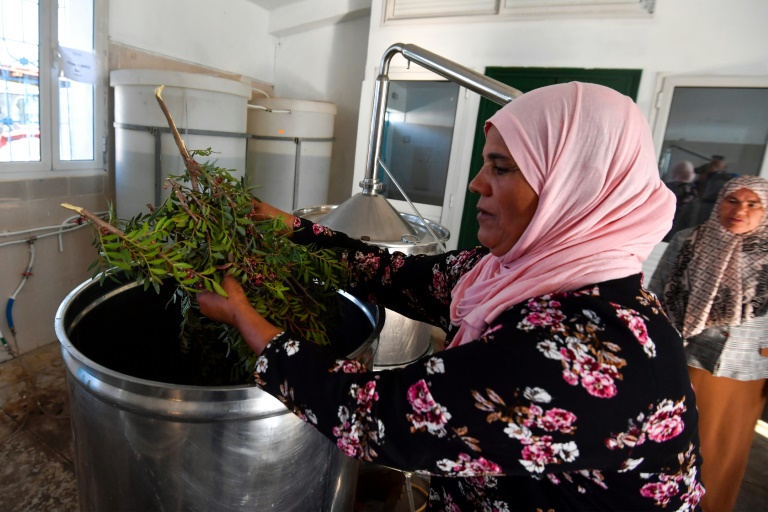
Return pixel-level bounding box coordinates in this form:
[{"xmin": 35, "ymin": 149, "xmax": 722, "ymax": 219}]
[
  {"xmin": 0, "ymin": 0, "xmax": 106, "ymax": 175},
  {"xmin": 649, "ymin": 74, "xmax": 768, "ymax": 240},
  {"xmin": 650, "ymin": 75, "xmax": 768, "ymax": 179},
  {"xmin": 380, "ymin": 80, "xmax": 460, "ymax": 208},
  {"xmin": 363, "ymin": 63, "xmax": 476, "ymax": 250}
]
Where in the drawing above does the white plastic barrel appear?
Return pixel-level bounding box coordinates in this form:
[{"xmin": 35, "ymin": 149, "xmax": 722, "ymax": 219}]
[
  {"xmin": 111, "ymin": 70, "xmax": 251, "ymax": 219},
  {"xmin": 247, "ymin": 98, "xmax": 336, "ymax": 212}
]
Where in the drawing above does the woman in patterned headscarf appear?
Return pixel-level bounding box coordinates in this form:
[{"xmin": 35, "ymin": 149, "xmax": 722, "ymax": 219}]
[{"xmin": 650, "ymin": 175, "xmax": 768, "ymax": 512}]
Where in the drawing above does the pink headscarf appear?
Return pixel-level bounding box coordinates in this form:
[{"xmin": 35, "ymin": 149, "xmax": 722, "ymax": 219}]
[{"xmin": 449, "ymin": 82, "xmax": 675, "ymax": 347}]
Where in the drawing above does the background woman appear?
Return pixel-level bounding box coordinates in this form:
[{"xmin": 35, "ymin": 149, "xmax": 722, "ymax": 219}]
[
  {"xmin": 650, "ymin": 175, "xmax": 768, "ymax": 512},
  {"xmin": 200, "ymin": 82, "xmax": 704, "ymax": 510}
]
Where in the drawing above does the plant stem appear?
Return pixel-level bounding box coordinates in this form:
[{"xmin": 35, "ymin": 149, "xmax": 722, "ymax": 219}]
[
  {"xmin": 154, "ymin": 85, "xmax": 202, "ymax": 189},
  {"xmin": 61, "ymin": 203, "xmax": 123, "ymax": 236}
]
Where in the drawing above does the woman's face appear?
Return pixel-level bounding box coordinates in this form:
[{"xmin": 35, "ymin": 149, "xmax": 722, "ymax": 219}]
[
  {"xmin": 469, "ymin": 125, "xmax": 539, "ymax": 256},
  {"xmin": 719, "ymin": 187, "xmax": 765, "ymax": 234}
]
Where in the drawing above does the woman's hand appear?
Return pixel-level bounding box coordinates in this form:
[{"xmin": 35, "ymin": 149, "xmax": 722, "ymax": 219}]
[
  {"xmin": 250, "ymin": 198, "xmax": 296, "ymax": 235},
  {"xmin": 197, "ymin": 275, "xmax": 281, "ymax": 356}
]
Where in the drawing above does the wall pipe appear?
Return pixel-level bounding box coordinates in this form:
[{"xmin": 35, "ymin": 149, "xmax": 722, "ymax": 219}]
[
  {"xmin": 6, "ymin": 241, "xmax": 35, "ymax": 338},
  {"xmin": 0, "ymin": 211, "xmax": 108, "ymax": 354}
]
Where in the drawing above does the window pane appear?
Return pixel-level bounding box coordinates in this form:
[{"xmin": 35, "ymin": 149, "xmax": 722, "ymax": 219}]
[
  {"xmin": 58, "ymin": 0, "xmax": 94, "ymax": 161},
  {"xmin": 661, "ymin": 87, "xmax": 768, "ymax": 177},
  {"xmin": 58, "ymin": 78, "xmax": 93, "ymax": 160},
  {"xmin": 660, "ymin": 86, "xmax": 768, "ymax": 239},
  {"xmin": 380, "ymin": 81, "xmax": 459, "ymax": 206},
  {"xmin": 0, "ymin": 0, "xmax": 41, "ymax": 163}
]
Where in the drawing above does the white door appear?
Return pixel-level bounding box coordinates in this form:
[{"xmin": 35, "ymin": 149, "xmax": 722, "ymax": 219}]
[
  {"xmin": 650, "ymin": 75, "xmax": 768, "ymax": 179},
  {"xmin": 648, "ymin": 74, "xmax": 768, "ymax": 249}
]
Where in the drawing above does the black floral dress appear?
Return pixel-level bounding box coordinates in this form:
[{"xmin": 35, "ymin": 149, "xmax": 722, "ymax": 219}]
[{"xmin": 253, "ymin": 218, "xmax": 704, "ymax": 511}]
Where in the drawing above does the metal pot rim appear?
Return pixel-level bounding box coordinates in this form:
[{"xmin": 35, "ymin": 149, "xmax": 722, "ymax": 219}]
[{"xmin": 55, "ymin": 276, "xmax": 382, "ymax": 421}]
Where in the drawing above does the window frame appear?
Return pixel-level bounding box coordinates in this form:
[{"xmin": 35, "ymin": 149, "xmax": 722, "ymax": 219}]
[
  {"xmin": 382, "ymin": 0, "xmax": 654, "ymax": 25},
  {"xmin": 0, "ymin": 0, "xmax": 108, "ymax": 180},
  {"xmin": 649, "ymin": 74, "xmax": 768, "ymax": 179},
  {"xmin": 355, "ymin": 62, "xmax": 479, "ymax": 252}
]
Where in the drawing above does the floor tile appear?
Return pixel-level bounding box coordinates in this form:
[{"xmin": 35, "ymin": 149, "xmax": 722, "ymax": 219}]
[{"xmin": 0, "ymin": 420, "xmax": 78, "ymax": 512}]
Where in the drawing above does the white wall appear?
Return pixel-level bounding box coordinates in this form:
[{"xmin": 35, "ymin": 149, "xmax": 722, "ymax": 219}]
[
  {"xmin": 272, "ymin": 15, "xmax": 370, "ymax": 205},
  {"xmin": 352, "ymin": 0, "xmax": 768, "ymax": 246},
  {"xmin": 109, "ymin": 0, "xmax": 277, "ymax": 81}
]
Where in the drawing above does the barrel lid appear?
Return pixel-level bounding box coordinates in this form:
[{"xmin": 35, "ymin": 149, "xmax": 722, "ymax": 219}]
[
  {"xmin": 110, "ymin": 69, "xmax": 252, "ymax": 98},
  {"xmin": 252, "ymin": 97, "xmax": 337, "ymax": 115}
]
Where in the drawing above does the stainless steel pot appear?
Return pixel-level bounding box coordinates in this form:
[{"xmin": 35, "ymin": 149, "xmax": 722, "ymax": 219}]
[
  {"xmin": 294, "ymin": 205, "xmax": 450, "ymax": 369},
  {"xmin": 54, "ymin": 276, "xmax": 383, "ymax": 511}
]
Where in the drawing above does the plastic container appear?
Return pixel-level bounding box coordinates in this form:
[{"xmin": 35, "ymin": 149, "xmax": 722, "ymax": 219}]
[
  {"xmin": 247, "ymin": 98, "xmax": 336, "ymax": 212},
  {"xmin": 111, "ymin": 69, "xmax": 251, "ymax": 219}
]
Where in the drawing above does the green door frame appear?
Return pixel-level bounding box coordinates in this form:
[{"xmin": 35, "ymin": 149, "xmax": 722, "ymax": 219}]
[{"xmin": 456, "ymin": 68, "xmax": 642, "ymax": 250}]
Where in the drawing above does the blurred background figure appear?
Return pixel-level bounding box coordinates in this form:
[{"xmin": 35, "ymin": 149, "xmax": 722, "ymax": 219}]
[
  {"xmin": 694, "ymin": 155, "xmax": 736, "ymax": 200},
  {"xmin": 666, "ymin": 160, "xmax": 697, "ymax": 208},
  {"xmin": 650, "ymin": 175, "xmax": 768, "ymax": 512},
  {"xmin": 665, "ymin": 164, "xmax": 741, "ymax": 241},
  {"xmin": 694, "ymin": 154, "xmax": 728, "ymax": 177}
]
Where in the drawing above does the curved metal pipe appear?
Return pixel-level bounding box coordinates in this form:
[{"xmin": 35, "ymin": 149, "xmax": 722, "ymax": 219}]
[{"xmin": 361, "ymin": 43, "xmax": 524, "ymax": 192}]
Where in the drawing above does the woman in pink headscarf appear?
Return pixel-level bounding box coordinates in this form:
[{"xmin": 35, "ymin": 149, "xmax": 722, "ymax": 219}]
[{"xmin": 199, "ymin": 82, "xmax": 704, "ymax": 510}]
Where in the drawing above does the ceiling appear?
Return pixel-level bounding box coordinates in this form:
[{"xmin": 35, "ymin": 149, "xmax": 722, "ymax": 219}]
[{"xmin": 247, "ymin": 0, "xmax": 305, "ymax": 10}]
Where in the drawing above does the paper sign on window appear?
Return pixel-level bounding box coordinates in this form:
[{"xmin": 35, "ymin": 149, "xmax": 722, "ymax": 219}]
[{"xmin": 59, "ymin": 46, "xmax": 98, "ymax": 85}]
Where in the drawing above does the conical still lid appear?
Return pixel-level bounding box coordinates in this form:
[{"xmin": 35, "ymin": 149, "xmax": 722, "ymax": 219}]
[{"xmin": 318, "ymin": 193, "xmax": 417, "ymax": 243}]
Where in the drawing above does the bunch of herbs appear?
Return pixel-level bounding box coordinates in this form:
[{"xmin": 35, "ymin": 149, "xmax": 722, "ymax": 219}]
[{"xmin": 63, "ymin": 87, "xmax": 349, "ymax": 384}]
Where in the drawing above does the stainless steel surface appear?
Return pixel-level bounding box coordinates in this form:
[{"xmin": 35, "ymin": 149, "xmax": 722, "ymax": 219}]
[
  {"xmin": 396, "ymin": 44, "xmax": 523, "ymax": 104},
  {"xmin": 372, "ymin": 312, "xmax": 434, "ymax": 369},
  {"xmin": 308, "ymin": 194, "xmax": 417, "ymax": 242},
  {"xmin": 377, "ymin": 157, "xmax": 447, "ymax": 253},
  {"xmin": 54, "ymin": 276, "xmax": 383, "ymax": 512},
  {"xmin": 294, "ymin": 205, "xmax": 449, "ymax": 256},
  {"xmin": 320, "ymin": 43, "xmax": 523, "ymax": 243},
  {"xmin": 295, "ymin": 205, "xmax": 449, "ymax": 368}
]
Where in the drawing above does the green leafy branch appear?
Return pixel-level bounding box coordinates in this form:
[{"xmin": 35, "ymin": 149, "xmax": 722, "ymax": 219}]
[{"xmin": 61, "ymin": 86, "xmax": 350, "ymax": 384}]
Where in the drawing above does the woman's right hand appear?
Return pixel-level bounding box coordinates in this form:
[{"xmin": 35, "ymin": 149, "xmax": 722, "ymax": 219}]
[
  {"xmin": 250, "ymin": 198, "xmax": 296, "ymax": 234},
  {"xmin": 197, "ymin": 275, "xmax": 281, "ymax": 355}
]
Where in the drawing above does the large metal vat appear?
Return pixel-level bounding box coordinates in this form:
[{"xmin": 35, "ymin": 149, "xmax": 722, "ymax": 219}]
[
  {"xmin": 54, "ymin": 276, "xmax": 383, "ymax": 511},
  {"xmin": 294, "ymin": 205, "xmax": 449, "ymax": 369}
]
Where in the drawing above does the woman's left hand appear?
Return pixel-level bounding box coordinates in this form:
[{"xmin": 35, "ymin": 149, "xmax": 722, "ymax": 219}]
[{"xmin": 197, "ymin": 275, "xmax": 281, "ymax": 355}]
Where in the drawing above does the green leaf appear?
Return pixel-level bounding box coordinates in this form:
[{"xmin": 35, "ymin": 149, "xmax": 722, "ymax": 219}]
[
  {"xmin": 211, "ymin": 280, "xmax": 227, "ymax": 296},
  {"xmin": 81, "ymin": 138, "xmax": 350, "ymax": 386}
]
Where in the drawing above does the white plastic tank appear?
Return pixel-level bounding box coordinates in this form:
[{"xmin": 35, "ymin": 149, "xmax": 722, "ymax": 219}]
[
  {"xmin": 111, "ymin": 69, "xmax": 251, "ymax": 219},
  {"xmin": 247, "ymin": 98, "xmax": 336, "ymax": 212}
]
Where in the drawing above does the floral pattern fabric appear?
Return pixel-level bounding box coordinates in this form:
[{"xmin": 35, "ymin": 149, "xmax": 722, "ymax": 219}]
[{"xmin": 252, "ymin": 218, "xmax": 704, "ymax": 510}]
